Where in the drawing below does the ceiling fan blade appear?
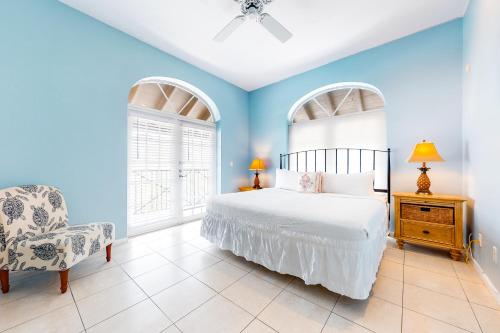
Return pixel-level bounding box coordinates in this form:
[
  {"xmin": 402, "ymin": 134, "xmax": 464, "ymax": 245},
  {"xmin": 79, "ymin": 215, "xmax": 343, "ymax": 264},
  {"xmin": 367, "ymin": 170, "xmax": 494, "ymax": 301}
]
[
  {"xmin": 259, "ymin": 13, "xmax": 292, "ymax": 43},
  {"xmin": 214, "ymin": 15, "xmax": 246, "ymax": 42}
]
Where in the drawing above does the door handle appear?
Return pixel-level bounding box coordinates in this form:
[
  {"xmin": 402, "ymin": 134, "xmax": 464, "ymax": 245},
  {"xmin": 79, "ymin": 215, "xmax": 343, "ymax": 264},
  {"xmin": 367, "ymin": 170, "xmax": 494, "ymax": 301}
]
[
  {"xmin": 420, "ymin": 207, "xmax": 431, "ymax": 212},
  {"xmin": 422, "ymin": 230, "xmax": 430, "ymax": 235}
]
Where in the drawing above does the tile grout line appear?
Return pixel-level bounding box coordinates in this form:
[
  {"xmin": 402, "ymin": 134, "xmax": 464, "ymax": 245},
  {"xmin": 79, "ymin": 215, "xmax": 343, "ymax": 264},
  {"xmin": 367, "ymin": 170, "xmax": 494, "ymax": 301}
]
[
  {"xmin": 2, "ymin": 253, "xmax": 117, "ymax": 307},
  {"xmin": 404, "ymin": 247, "xmax": 474, "ymax": 332},
  {"xmin": 179, "ymin": 263, "xmax": 272, "ymax": 329},
  {"xmin": 282, "ymin": 282, "xmax": 340, "ymax": 312},
  {"xmin": 69, "ymin": 283, "xmax": 88, "ymax": 333},
  {"xmin": 242, "ymin": 277, "xmax": 295, "ymax": 331},
  {"xmin": 81, "ymin": 264, "xmax": 168, "ymax": 331},
  {"xmin": 0, "ymin": 230, "xmax": 198, "ymax": 332},
  {"xmin": 402, "ymin": 280, "xmax": 470, "ymax": 302},
  {"xmin": 320, "ymin": 292, "xmax": 343, "ymax": 333},
  {"xmin": 401, "ymin": 247, "xmax": 405, "ymax": 333},
  {"xmin": 87, "ymin": 264, "xmax": 173, "ymax": 331},
  {"xmin": 330, "ymin": 300, "xmax": 377, "ymax": 333},
  {"xmin": 402, "ymin": 246, "xmax": 486, "ymax": 333},
  {"xmin": 401, "ymin": 306, "xmax": 478, "ymax": 333},
  {"xmin": 0, "ymin": 300, "xmax": 74, "ymax": 333},
  {"xmin": 120, "ymin": 231, "xmax": 260, "ymax": 331},
  {"xmin": 388, "ymin": 250, "xmax": 492, "ymax": 304},
  {"xmin": 454, "ymin": 262, "xmax": 485, "ymax": 333},
  {"xmin": 150, "ymin": 247, "xmax": 257, "ymax": 330},
  {"xmin": 398, "ymin": 251, "xmax": 480, "ymax": 333},
  {"xmin": 320, "ymin": 312, "xmax": 333, "ymax": 333}
]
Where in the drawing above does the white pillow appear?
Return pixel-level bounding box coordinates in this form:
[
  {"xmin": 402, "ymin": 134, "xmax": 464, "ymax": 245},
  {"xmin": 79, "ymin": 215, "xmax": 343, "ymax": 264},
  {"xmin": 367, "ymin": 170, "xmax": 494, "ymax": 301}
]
[
  {"xmin": 297, "ymin": 172, "xmax": 318, "ymax": 193},
  {"xmin": 322, "ymin": 172, "xmax": 375, "ymax": 196},
  {"xmin": 275, "ymin": 169, "xmax": 298, "ymax": 191}
]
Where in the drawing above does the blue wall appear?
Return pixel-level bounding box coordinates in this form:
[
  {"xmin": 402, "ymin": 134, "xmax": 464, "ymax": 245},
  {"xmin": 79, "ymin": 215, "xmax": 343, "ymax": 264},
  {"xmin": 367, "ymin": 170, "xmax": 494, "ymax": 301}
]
[
  {"xmin": 0, "ymin": 0, "xmax": 249, "ymax": 239},
  {"xmin": 249, "ymin": 20, "xmax": 464, "ymax": 203},
  {"xmin": 463, "ymin": 0, "xmax": 500, "ymax": 291},
  {"xmin": 0, "ymin": 0, "xmax": 480, "ymax": 274}
]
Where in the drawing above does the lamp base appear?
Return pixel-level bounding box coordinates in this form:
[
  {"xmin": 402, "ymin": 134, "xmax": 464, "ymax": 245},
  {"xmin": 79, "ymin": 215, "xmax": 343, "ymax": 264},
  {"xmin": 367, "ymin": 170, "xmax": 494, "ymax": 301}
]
[
  {"xmin": 416, "ymin": 165, "xmax": 432, "ymax": 195},
  {"xmin": 253, "ymin": 172, "xmax": 262, "ymax": 189}
]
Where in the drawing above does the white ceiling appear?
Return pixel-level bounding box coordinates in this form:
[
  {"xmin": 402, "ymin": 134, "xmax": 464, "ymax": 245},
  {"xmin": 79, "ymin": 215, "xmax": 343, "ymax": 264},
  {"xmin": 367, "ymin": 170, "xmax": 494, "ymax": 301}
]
[{"xmin": 59, "ymin": 0, "xmax": 469, "ymax": 91}]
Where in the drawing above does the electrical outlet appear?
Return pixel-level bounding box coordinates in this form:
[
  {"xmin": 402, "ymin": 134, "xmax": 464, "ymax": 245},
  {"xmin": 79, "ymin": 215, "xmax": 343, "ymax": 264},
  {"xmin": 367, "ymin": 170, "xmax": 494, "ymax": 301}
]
[
  {"xmin": 479, "ymin": 233, "xmax": 483, "ymax": 247},
  {"xmin": 493, "ymin": 246, "xmax": 498, "ymax": 264}
]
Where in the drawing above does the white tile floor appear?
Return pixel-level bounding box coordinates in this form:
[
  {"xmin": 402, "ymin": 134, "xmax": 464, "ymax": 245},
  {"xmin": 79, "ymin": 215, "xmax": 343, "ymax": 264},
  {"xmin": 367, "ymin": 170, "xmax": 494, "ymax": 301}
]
[{"xmin": 1, "ymin": 220, "xmax": 500, "ymax": 333}]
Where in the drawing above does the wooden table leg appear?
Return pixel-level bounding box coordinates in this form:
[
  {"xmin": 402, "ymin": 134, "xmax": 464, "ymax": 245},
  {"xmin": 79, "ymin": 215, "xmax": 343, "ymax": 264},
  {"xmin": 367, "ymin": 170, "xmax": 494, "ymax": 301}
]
[
  {"xmin": 0, "ymin": 270, "xmax": 9, "ymax": 294},
  {"xmin": 106, "ymin": 244, "xmax": 112, "ymax": 262},
  {"xmin": 450, "ymin": 249, "xmax": 463, "ymax": 261},
  {"xmin": 396, "ymin": 239, "xmax": 405, "ymax": 250},
  {"xmin": 59, "ymin": 269, "xmax": 69, "ymax": 294}
]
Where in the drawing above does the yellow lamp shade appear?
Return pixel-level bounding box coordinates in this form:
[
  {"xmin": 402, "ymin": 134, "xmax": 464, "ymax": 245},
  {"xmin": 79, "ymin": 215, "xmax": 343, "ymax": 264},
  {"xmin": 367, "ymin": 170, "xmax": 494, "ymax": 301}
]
[
  {"xmin": 249, "ymin": 159, "xmax": 265, "ymax": 171},
  {"xmin": 407, "ymin": 140, "xmax": 445, "ymax": 163}
]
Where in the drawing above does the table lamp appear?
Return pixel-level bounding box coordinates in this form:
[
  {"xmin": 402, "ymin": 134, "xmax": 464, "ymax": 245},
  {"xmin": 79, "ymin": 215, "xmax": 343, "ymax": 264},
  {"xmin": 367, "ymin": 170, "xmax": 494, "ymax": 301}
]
[
  {"xmin": 407, "ymin": 140, "xmax": 444, "ymax": 194},
  {"xmin": 249, "ymin": 159, "xmax": 265, "ymax": 189}
]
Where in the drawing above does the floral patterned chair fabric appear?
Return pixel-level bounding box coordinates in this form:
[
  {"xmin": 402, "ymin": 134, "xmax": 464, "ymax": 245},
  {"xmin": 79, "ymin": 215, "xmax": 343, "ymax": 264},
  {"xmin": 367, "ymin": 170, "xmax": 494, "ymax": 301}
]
[{"xmin": 0, "ymin": 185, "xmax": 114, "ymax": 293}]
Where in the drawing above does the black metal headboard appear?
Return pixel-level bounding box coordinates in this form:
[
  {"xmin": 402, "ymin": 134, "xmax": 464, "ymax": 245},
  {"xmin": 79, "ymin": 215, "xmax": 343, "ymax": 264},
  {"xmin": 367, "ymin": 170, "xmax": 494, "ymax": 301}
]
[{"xmin": 279, "ymin": 148, "xmax": 391, "ymax": 203}]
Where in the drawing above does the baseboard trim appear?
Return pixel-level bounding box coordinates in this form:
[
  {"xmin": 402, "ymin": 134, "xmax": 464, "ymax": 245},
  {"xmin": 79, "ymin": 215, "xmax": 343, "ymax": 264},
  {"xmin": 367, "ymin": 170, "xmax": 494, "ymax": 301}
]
[
  {"xmin": 471, "ymin": 257, "xmax": 500, "ymax": 305},
  {"xmin": 113, "ymin": 238, "xmax": 128, "ymax": 245}
]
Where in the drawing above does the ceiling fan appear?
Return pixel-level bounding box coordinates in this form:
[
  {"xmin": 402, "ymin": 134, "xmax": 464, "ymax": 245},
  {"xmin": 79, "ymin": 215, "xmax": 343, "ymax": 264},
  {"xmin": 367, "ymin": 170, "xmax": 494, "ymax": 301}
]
[{"xmin": 214, "ymin": 0, "xmax": 292, "ymax": 43}]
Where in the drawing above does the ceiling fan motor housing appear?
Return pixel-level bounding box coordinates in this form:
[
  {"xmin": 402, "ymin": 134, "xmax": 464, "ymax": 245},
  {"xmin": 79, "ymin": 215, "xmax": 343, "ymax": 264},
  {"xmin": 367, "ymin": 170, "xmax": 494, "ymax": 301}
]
[{"xmin": 241, "ymin": 0, "xmax": 267, "ymax": 19}]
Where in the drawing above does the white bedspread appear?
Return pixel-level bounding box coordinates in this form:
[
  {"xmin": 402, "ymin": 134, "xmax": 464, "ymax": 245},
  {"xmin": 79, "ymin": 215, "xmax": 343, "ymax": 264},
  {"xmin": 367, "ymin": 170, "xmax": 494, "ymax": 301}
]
[
  {"xmin": 206, "ymin": 188, "xmax": 386, "ymax": 241},
  {"xmin": 201, "ymin": 188, "xmax": 388, "ymax": 299}
]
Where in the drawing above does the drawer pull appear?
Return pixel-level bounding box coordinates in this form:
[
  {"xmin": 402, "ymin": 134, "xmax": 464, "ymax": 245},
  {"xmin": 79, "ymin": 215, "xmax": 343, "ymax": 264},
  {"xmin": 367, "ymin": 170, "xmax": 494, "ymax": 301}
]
[
  {"xmin": 422, "ymin": 230, "xmax": 430, "ymax": 235},
  {"xmin": 420, "ymin": 207, "xmax": 431, "ymax": 212}
]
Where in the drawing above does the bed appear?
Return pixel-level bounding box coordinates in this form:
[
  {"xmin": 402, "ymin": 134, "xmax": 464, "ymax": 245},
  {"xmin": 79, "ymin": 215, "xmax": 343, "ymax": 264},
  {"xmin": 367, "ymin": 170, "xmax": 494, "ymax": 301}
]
[{"xmin": 201, "ymin": 148, "xmax": 391, "ymax": 300}]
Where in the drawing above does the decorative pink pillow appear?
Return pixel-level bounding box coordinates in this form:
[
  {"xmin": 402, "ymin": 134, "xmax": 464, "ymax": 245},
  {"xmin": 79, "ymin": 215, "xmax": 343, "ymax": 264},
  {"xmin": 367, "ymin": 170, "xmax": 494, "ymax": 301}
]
[{"xmin": 297, "ymin": 172, "xmax": 323, "ymax": 193}]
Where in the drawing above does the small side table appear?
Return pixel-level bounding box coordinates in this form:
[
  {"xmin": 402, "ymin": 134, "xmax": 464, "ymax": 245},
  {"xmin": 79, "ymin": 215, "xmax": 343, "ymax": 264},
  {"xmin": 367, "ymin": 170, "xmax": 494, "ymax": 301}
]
[{"xmin": 393, "ymin": 192, "xmax": 467, "ymax": 261}]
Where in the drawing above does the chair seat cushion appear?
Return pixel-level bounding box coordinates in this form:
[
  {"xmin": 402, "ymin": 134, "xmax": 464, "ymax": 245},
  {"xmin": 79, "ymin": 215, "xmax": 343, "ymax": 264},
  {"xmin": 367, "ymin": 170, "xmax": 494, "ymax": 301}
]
[{"xmin": 5, "ymin": 223, "xmax": 114, "ymax": 271}]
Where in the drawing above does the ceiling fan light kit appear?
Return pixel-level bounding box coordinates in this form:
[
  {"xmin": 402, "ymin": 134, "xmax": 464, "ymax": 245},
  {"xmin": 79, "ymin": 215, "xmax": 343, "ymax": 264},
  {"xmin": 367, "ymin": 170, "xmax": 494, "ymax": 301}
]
[{"xmin": 214, "ymin": 0, "xmax": 292, "ymax": 43}]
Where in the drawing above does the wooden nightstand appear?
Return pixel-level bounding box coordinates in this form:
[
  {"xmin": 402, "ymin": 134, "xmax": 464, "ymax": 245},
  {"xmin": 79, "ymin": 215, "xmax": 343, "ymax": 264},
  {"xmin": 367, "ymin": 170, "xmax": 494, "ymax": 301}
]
[
  {"xmin": 393, "ymin": 192, "xmax": 467, "ymax": 261},
  {"xmin": 239, "ymin": 186, "xmax": 262, "ymax": 192}
]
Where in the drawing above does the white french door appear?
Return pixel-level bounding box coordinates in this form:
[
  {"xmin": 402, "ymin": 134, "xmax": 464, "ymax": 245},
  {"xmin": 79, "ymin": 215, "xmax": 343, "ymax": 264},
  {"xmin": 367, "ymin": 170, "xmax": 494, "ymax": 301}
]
[{"xmin": 127, "ymin": 107, "xmax": 216, "ymax": 236}]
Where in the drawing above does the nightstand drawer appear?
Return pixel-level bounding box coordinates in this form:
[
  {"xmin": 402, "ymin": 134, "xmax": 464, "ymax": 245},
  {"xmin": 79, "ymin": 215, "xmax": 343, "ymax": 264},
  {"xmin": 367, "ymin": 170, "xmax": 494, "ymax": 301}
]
[
  {"xmin": 402, "ymin": 219, "xmax": 454, "ymax": 245},
  {"xmin": 401, "ymin": 203, "xmax": 454, "ymax": 225}
]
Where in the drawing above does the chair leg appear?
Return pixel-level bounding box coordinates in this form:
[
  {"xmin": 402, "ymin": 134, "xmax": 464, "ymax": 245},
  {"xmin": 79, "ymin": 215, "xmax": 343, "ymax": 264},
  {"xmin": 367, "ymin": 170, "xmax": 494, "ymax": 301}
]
[
  {"xmin": 0, "ymin": 270, "xmax": 9, "ymax": 294},
  {"xmin": 59, "ymin": 269, "xmax": 69, "ymax": 294},
  {"xmin": 106, "ymin": 244, "xmax": 112, "ymax": 262}
]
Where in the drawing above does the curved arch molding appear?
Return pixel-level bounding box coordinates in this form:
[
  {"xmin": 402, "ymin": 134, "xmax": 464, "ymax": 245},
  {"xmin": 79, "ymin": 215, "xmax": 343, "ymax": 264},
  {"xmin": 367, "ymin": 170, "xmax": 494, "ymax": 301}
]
[{"xmin": 287, "ymin": 82, "xmax": 385, "ymax": 124}]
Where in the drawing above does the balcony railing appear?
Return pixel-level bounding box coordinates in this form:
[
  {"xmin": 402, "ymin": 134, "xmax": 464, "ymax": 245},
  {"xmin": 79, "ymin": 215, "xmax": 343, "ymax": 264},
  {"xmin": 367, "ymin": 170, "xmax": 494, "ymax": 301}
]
[
  {"xmin": 181, "ymin": 168, "xmax": 211, "ymax": 216},
  {"xmin": 130, "ymin": 168, "xmax": 212, "ymax": 218}
]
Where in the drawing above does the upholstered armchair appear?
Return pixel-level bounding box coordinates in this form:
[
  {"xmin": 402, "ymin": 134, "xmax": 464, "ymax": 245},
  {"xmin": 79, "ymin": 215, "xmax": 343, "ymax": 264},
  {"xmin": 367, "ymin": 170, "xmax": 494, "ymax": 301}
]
[{"xmin": 0, "ymin": 185, "xmax": 114, "ymax": 294}]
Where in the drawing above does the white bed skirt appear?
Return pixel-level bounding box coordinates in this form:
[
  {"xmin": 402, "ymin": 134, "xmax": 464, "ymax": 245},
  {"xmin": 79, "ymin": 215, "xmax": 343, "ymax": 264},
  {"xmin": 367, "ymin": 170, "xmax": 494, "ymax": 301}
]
[{"xmin": 201, "ymin": 212, "xmax": 387, "ymax": 300}]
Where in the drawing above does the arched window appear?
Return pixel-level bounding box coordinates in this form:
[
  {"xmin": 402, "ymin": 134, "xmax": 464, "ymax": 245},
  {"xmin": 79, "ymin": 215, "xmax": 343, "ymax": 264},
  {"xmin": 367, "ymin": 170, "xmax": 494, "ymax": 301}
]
[
  {"xmin": 287, "ymin": 82, "xmax": 387, "ymax": 187},
  {"xmin": 128, "ymin": 77, "xmax": 220, "ymax": 122},
  {"xmin": 288, "ymin": 82, "xmax": 386, "ymax": 152},
  {"xmin": 127, "ymin": 77, "xmax": 219, "ymax": 235}
]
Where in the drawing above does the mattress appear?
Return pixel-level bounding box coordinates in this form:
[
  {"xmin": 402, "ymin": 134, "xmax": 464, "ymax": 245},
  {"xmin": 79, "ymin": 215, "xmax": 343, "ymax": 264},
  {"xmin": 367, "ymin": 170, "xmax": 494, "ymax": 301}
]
[{"xmin": 201, "ymin": 188, "xmax": 388, "ymax": 299}]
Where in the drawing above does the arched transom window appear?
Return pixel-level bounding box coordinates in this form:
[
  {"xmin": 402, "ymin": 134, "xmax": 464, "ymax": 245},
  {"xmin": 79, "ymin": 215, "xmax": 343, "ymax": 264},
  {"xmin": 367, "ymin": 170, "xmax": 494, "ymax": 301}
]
[
  {"xmin": 291, "ymin": 84, "xmax": 385, "ymax": 123},
  {"xmin": 129, "ymin": 81, "xmax": 215, "ymax": 123}
]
